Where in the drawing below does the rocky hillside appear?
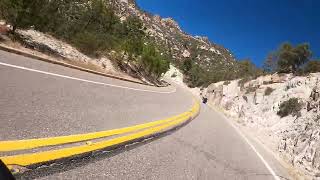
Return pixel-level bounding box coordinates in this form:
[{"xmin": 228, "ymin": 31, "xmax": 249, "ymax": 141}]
[
  {"xmin": 1, "ymin": 0, "xmax": 240, "ymax": 87},
  {"xmin": 202, "ymin": 73, "xmax": 320, "ymax": 178},
  {"xmin": 111, "ymin": 0, "xmax": 237, "ymax": 76}
]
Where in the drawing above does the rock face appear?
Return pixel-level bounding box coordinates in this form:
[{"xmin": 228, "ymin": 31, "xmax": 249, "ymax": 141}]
[
  {"xmin": 111, "ymin": 0, "xmax": 237, "ymax": 73},
  {"xmin": 163, "ymin": 64, "xmax": 201, "ymax": 97},
  {"xmin": 202, "ymin": 73, "xmax": 320, "ymax": 177},
  {"xmin": 13, "ymin": 29, "xmax": 126, "ymax": 77},
  {"xmin": 163, "ymin": 64, "xmax": 185, "ymax": 86},
  {"xmin": 17, "ymin": 29, "xmax": 91, "ymax": 62}
]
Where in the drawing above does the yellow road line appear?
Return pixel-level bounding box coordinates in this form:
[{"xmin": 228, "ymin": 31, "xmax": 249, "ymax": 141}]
[
  {"xmin": 0, "ymin": 112, "xmax": 190, "ymax": 152},
  {"xmin": 1, "ymin": 102, "xmax": 200, "ymax": 168}
]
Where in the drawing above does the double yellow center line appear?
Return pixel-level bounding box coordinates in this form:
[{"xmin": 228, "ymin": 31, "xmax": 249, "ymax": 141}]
[{"xmin": 0, "ymin": 101, "xmax": 200, "ymax": 170}]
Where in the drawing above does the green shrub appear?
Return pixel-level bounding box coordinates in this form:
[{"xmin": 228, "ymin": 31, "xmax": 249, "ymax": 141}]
[
  {"xmin": 223, "ymin": 81, "xmax": 231, "ymax": 85},
  {"xmin": 262, "ymin": 42, "xmax": 313, "ymax": 74},
  {"xmin": 237, "ymin": 60, "xmax": 263, "ymax": 79},
  {"xmin": 264, "ymin": 87, "xmax": 274, "ymax": 96},
  {"xmin": 304, "ymin": 60, "xmax": 320, "ymax": 73},
  {"xmin": 263, "ymin": 81, "xmax": 273, "ymax": 85},
  {"xmin": 0, "ymin": 0, "xmax": 171, "ymax": 80},
  {"xmin": 171, "ymin": 73, "xmax": 177, "ymax": 78},
  {"xmin": 245, "ymin": 85, "xmax": 258, "ymax": 94},
  {"xmin": 140, "ymin": 43, "xmax": 169, "ymax": 78},
  {"xmin": 184, "ymin": 62, "xmax": 209, "ymax": 88},
  {"xmin": 238, "ymin": 77, "xmax": 252, "ymax": 89},
  {"xmin": 277, "ymin": 43, "xmax": 312, "ymax": 73},
  {"xmin": 242, "ymin": 95, "xmax": 248, "ymax": 102},
  {"xmin": 0, "ymin": 0, "xmax": 43, "ymax": 32},
  {"xmin": 182, "ymin": 57, "xmax": 263, "ymax": 88},
  {"xmin": 277, "ymin": 98, "xmax": 303, "ymax": 118},
  {"xmin": 71, "ymin": 31, "xmax": 111, "ymax": 56},
  {"xmin": 182, "ymin": 58, "xmax": 192, "ymax": 73}
]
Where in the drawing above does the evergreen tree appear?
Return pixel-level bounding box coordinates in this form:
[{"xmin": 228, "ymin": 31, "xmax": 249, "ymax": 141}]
[
  {"xmin": 304, "ymin": 60, "xmax": 320, "ymax": 73},
  {"xmin": 0, "ymin": 0, "xmax": 45, "ymax": 32},
  {"xmin": 263, "ymin": 52, "xmax": 277, "ymax": 73},
  {"xmin": 277, "ymin": 42, "xmax": 312, "ymax": 73}
]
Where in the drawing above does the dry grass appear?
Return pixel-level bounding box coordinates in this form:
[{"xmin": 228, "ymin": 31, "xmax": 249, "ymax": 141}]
[{"xmin": 64, "ymin": 60, "xmax": 105, "ymax": 73}]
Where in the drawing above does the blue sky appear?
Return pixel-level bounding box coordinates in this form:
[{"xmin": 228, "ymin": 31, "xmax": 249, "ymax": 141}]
[{"xmin": 136, "ymin": 0, "xmax": 320, "ymax": 66}]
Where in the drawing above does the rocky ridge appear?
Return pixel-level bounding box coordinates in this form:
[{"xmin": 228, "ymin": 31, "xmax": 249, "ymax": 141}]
[
  {"xmin": 202, "ymin": 73, "xmax": 320, "ymax": 178},
  {"xmin": 111, "ymin": 0, "xmax": 237, "ymax": 73}
]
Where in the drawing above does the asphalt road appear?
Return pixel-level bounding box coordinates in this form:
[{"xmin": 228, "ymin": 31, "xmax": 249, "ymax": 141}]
[{"xmin": 0, "ymin": 50, "xmax": 292, "ymax": 179}]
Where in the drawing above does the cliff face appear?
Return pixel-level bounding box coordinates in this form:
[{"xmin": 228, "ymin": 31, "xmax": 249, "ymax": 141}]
[
  {"xmin": 202, "ymin": 73, "xmax": 320, "ymax": 178},
  {"xmin": 111, "ymin": 0, "xmax": 237, "ymax": 74}
]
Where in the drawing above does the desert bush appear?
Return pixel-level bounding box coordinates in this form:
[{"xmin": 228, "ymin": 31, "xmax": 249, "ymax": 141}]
[
  {"xmin": 245, "ymin": 85, "xmax": 258, "ymax": 94},
  {"xmin": 263, "ymin": 42, "xmax": 312, "ymax": 73},
  {"xmin": 304, "ymin": 60, "xmax": 320, "ymax": 73},
  {"xmin": 71, "ymin": 31, "xmax": 111, "ymax": 56},
  {"xmin": 182, "ymin": 58, "xmax": 192, "ymax": 73},
  {"xmin": 0, "ymin": 0, "xmax": 170, "ymax": 80},
  {"xmin": 242, "ymin": 95, "xmax": 248, "ymax": 102},
  {"xmin": 223, "ymin": 81, "xmax": 231, "ymax": 85},
  {"xmin": 171, "ymin": 73, "xmax": 177, "ymax": 78},
  {"xmin": 238, "ymin": 77, "xmax": 252, "ymax": 89},
  {"xmin": 237, "ymin": 59, "xmax": 263, "ymax": 78},
  {"xmin": 277, "ymin": 43, "xmax": 312, "ymax": 73},
  {"xmin": 140, "ymin": 43, "xmax": 169, "ymax": 78},
  {"xmin": 264, "ymin": 87, "xmax": 274, "ymax": 96},
  {"xmin": 277, "ymin": 98, "xmax": 303, "ymax": 118},
  {"xmin": 263, "ymin": 81, "xmax": 273, "ymax": 85},
  {"xmin": 183, "ymin": 62, "xmax": 209, "ymax": 88}
]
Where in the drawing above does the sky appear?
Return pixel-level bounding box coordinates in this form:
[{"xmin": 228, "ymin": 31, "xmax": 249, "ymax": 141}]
[{"xmin": 136, "ymin": 0, "xmax": 320, "ymax": 67}]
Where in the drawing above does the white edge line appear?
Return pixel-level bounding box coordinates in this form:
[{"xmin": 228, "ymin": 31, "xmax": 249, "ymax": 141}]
[
  {"xmin": 0, "ymin": 62, "xmax": 176, "ymax": 94},
  {"xmin": 218, "ymin": 110, "xmax": 281, "ymax": 180}
]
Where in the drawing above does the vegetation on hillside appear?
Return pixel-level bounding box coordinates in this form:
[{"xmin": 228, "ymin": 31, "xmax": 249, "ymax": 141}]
[
  {"xmin": 0, "ymin": 0, "xmax": 264, "ymax": 87},
  {"xmin": 0, "ymin": 0, "xmax": 169, "ymax": 80},
  {"xmin": 264, "ymin": 87, "xmax": 274, "ymax": 96},
  {"xmin": 1, "ymin": 1, "xmax": 318, "ymax": 87},
  {"xmin": 304, "ymin": 60, "xmax": 320, "ymax": 73},
  {"xmin": 181, "ymin": 56, "xmax": 263, "ymax": 87},
  {"xmin": 277, "ymin": 98, "xmax": 303, "ymax": 118},
  {"xmin": 263, "ymin": 42, "xmax": 319, "ymax": 74}
]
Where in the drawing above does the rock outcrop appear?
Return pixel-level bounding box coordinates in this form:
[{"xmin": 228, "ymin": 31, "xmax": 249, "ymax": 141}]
[
  {"xmin": 16, "ymin": 29, "xmax": 91, "ymax": 63},
  {"xmin": 202, "ymin": 73, "xmax": 320, "ymax": 178},
  {"xmin": 9, "ymin": 29, "xmax": 134, "ymax": 79}
]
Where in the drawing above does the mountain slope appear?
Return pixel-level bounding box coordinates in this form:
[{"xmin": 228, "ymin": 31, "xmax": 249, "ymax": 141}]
[
  {"xmin": 1, "ymin": 0, "xmax": 241, "ymax": 87},
  {"xmin": 111, "ymin": 0, "xmax": 238, "ymax": 84}
]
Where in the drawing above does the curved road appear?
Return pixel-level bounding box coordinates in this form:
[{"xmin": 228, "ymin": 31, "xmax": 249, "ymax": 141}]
[{"xmin": 0, "ymin": 50, "xmax": 292, "ymax": 179}]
